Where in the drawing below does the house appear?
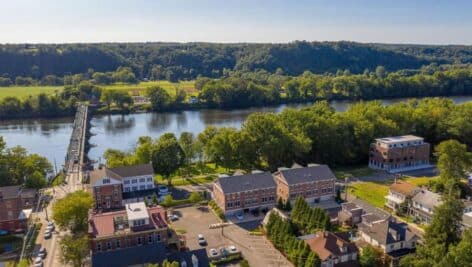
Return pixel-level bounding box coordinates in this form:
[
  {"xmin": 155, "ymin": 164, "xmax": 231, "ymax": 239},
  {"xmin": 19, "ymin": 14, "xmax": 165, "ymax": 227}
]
[
  {"xmin": 358, "ymin": 214, "xmax": 419, "ymax": 255},
  {"xmin": 88, "ymin": 202, "xmax": 185, "ymax": 254},
  {"xmin": 274, "ymin": 164, "xmax": 336, "ymax": 204},
  {"xmin": 409, "ymin": 189, "xmax": 442, "ymax": 224},
  {"xmin": 385, "ymin": 181, "xmax": 419, "ymax": 211},
  {"xmin": 0, "ymin": 186, "xmax": 37, "ymax": 232},
  {"xmin": 188, "ymin": 96, "xmax": 199, "ymax": 104},
  {"xmin": 212, "ymin": 172, "xmax": 277, "ymax": 215},
  {"xmin": 337, "ymin": 202, "xmax": 363, "ymax": 227},
  {"xmin": 88, "ymin": 164, "xmax": 155, "ymax": 211},
  {"xmin": 368, "ymin": 135, "xmax": 431, "ymax": 173},
  {"xmin": 299, "ymin": 231, "xmax": 358, "ymax": 267}
]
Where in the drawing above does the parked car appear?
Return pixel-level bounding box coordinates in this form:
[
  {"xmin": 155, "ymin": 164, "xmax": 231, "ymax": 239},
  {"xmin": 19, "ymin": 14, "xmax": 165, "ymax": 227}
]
[
  {"xmin": 235, "ymin": 213, "xmax": 244, "ymax": 220},
  {"xmin": 44, "ymin": 230, "xmax": 52, "ymax": 239},
  {"xmin": 219, "ymin": 247, "xmax": 229, "ymax": 258},
  {"xmin": 46, "ymin": 224, "xmax": 55, "ymax": 232},
  {"xmin": 197, "ymin": 234, "xmax": 206, "ymax": 246},
  {"xmin": 38, "ymin": 247, "xmax": 47, "ymax": 258},
  {"xmin": 34, "ymin": 257, "xmax": 43, "ymax": 267},
  {"xmin": 158, "ymin": 185, "xmax": 169, "ymax": 195},
  {"xmin": 168, "ymin": 214, "xmax": 179, "ymax": 221},
  {"xmin": 208, "ymin": 248, "xmax": 220, "ymax": 259},
  {"xmin": 228, "ymin": 245, "xmax": 238, "ymax": 254}
]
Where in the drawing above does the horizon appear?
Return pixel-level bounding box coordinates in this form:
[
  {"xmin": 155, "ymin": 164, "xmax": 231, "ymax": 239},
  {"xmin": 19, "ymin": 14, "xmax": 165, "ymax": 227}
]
[{"xmin": 1, "ymin": 0, "xmax": 471, "ymax": 45}]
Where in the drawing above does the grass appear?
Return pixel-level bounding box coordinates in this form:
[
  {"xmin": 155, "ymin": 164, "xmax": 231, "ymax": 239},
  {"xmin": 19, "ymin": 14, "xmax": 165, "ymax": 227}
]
[
  {"xmin": 155, "ymin": 163, "xmax": 231, "ymax": 186},
  {"xmin": 0, "ymin": 80, "xmax": 196, "ymax": 100},
  {"xmin": 333, "ymin": 166, "xmax": 376, "ymax": 179},
  {"xmin": 403, "ymin": 176, "xmax": 438, "ymax": 187}
]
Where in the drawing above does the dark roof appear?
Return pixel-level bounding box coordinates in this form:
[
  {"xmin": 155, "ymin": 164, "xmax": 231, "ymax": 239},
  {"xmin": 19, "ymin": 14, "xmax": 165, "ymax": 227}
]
[
  {"xmin": 359, "ymin": 218, "xmax": 418, "ymax": 246},
  {"xmin": 108, "ymin": 164, "xmax": 154, "ymax": 178},
  {"xmin": 0, "ymin": 185, "xmax": 21, "ymax": 199},
  {"xmin": 277, "ymin": 165, "xmax": 336, "ymax": 185},
  {"xmin": 20, "ymin": 188, "xmax": 37, "ymax": 199},
  {"xmin": 303, "ymin": 231, "xmax": 358, "ymax": 261},
  {"xmin": 216, "ymin": 172, "xmax": 276, "ymax": 194}
]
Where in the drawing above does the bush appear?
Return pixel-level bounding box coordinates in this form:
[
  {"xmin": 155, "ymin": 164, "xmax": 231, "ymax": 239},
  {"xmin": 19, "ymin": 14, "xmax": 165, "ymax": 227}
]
[{"xmin": 208, "ymin": 200, "xmax": 226, "ymax": 221}]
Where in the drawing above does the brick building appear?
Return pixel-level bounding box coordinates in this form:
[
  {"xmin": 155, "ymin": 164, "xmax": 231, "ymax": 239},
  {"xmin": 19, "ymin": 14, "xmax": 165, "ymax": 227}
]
[
  {"xmin": 212, "ymin": 172, "xmax": 277, "ymax": 215},
  {"xmin": 0, "ymin": 186, "xmax": 37, "ymax": 232},
  {"xmin": 88, "ymin": 164, "xmax": 155, "ymax": 211},
  {"xmin": 368, "ymin": 135, "xmax": 431, "ymax": 173},
  {"xmin": 274, "ymin": 164, "xmax": 336, "ymax": 204},
  {"xmin": 88, "ymin": 202, "xmax": 184, "ymax": 254}
]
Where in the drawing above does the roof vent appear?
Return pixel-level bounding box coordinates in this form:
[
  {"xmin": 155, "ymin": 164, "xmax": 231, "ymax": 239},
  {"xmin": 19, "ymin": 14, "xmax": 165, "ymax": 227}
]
[
  {"xmin": 251, "ymin": 170, "xmax": 263, "ymax": 174},
  {"xmin": 307, "ymin": 163, "xmax": 320, "ymax": 167}
]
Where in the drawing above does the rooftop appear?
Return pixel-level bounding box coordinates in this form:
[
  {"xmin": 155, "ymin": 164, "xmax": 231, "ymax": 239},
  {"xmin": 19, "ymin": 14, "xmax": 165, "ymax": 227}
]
[
  {"xmin": 216, "ymin": 172, "xmax": 276, "ymax": 194},
  {"xmin": 301, "ymin": 231, "xmax": 358, "ymax": 261},
  {"xmin": 389, "ymin": 181, "xmax": 419, "ymax": 196},
  {"xmin": 277, "ymin": 164, "xmax": 336, "ymax": 185},
  {"xmin": 0, "ymin": 185, "xmax": 21, "ymax": 199},
  {"xmin": 412, "ymin": 189, "xmax": 442, "ymax": 209},
  {"xmin": 359, "ymin": 217, "xmax": 418, "ymax": 246},
  {"xmin": 375, "ymin": 135, "xmax": 424, "ymax": 144},
  {"xmin": 126, "ymin": 202, "xmax": 149, "ymax": 221},
  {"xmin": 109, "ymin": 163, "xmax": 154, "ymax": 178}
]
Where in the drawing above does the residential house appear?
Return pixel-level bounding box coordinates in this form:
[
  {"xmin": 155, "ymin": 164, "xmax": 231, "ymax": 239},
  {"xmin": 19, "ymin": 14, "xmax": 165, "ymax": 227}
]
[
  {"xmin": 212, "ymin": 172, "xmax": 277, "ymax": 215},
  {"xmin": 358, "ymin": 214, "xmax": 419, "ymax": 255},
  {"xmin": 369, "ymin": 135, "xmax": 431, "ymax": 173},
  {"xmin": 300, "ymin": 231, "xmax": 358, "ymax": 267},
  {"xmin": 0, "ymin": 186, "xmax": 37, "ymax": 232},
  {"xmin": 88, "ymin": 202, "xmax": 184, "ymax": 254},
  {"xmin": 385, "ymin": 181, "xmax": 419, "ymax": 211},
  {"xmin": 274, "ymin": 164, "xmax": 336, "ymax": 204},
  {"xmin": 409, "ymin": 189, "xmax": 442, "ymax": 224},
  {"xmin": 337, "ymin": 202, "xmax": 363, "ymax": 227},
  {"xmin": 87, "ymin": 164, "xmax": 155, "ymax": 211}
]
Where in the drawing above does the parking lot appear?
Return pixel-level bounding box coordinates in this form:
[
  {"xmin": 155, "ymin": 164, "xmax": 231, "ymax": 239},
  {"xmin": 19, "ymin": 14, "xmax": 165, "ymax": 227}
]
[{"xmin": 172, "ymin": 206, "xmax": 292, "ymax": 267}]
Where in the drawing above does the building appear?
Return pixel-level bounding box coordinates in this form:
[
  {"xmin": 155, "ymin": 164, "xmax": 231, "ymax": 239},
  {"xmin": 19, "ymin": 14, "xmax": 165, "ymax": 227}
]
[
  {"xmin": 0, "ymin": 186, "xmax": 37, "ymax": 232},
  {"xmin": 368, "ymin": 135, "xmax": 431, "ymax": 173},
  {"xmin": 88, "ymin": 202, "xmax": 184, "ymax": 254},
  {"xmin": 409, "ymin": 189, "xmax": 442, "ymax": 224},
  {"xmin": 299, "ymin": 231, "xmax": 358, "ymax": 267},
  {"xmin": 274, "ymin": 164, "xmax": 336, "ymax": 204},
  {"xmin": 212, "ymin": 172, "xmax": 277, "ymax": 215},
  {"xmin": 88, "ymin": 164, "xmax": 155, "ymax": 211},
  {"xmin": 385, "ymin": 181, "xmax": 419, "ymax": 211},
  {"xmin": 337, "ymin": 202, "xmax": 363, "ymax": 227},
  {"xmin": 358, "ymin": 215, "xmax": 419, "ymax": 254}
]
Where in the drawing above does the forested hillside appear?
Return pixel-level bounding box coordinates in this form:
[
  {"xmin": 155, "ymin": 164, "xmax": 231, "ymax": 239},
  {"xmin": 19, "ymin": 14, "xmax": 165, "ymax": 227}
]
[{"xmin": 3, "ymin": 41, "xmax": 469, "ymax": 81}]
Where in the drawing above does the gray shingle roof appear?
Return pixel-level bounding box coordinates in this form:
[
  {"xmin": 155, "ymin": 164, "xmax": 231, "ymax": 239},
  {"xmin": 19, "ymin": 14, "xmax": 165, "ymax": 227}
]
[
  {"xmin": 412, "ymin": 189, "xmax": 442, "ymax": 209},
  {"xmin": 216, "ymin": 172, "xmax": 276, "ymax": 194},
  {"xmin": 278, "ymin": 165, "xmax": 336, "ymax": 185},
  {"xmin": 108, "ymin": 163, "xmax": 154, "ymax": 178},
  {"xmin": 0, "ymin": 185, "xmax": 21, "ymax": 199},
  {"xmin": 359, "ymin": 218, "xmax": 418, "ymax": 245}
]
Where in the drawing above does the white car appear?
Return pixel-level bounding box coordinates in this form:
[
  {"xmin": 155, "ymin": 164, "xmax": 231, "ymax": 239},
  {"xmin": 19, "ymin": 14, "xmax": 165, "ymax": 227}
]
[
  {"xmin": 37, "ymin": 247, "xmax": 47, "ymax": 258},
  {"xmin": 228, "ymin": 245, "xmax": 238, "ymax": 254},
  {"xmin": 197, "ymin": 234, "xmax": 206, "ymax": 246},
  {"xmin": 34, "ymin": 257, "xmax": 43, "ymax": 267},
  {"xmin": 208, "ymin": 248, "xmax": 219, "ymax": 258},
  {"xmin": 44, "ymin": 229, "xmax": 52, "ymax": 239},
  {"xmin": 168, "ymin": 214, "xmax": 179, "ymax": 221}
]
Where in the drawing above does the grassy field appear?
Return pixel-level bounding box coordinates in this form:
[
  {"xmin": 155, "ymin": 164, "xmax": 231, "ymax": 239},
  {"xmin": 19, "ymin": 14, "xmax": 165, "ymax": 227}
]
[
  {"xmin": 155, "ymin": 163, "xmax": 230, "ymax": 186},
  {"xmin": 333, "ymin": 166, "xmax": 376, "ymax": 179},
  {"xmin": 348, "ymin": 176, "xmax": 438, "ymax": 208},
  {"xmin": 0, "ymin": 80, "xmax": 196, "ymax": 100}
]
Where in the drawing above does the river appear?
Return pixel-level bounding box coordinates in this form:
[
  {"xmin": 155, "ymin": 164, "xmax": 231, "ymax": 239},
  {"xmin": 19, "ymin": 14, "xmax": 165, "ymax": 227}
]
[{"xmin": 1, "ymin": 96, "xmax": 472, "ymax": 167}]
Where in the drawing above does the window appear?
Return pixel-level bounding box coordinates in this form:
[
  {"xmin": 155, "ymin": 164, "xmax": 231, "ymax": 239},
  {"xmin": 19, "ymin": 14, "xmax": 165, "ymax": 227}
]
[
  {"xmin": 147, "ymin": 184, "xmax": 154, "ymax": 189},
  {"xmin": 137, "ymin": 237, "xmax": 142, "ymax": 245},
  {"xmin": 124, "ymin": 187, "xmax": 130, "ymax": 192},
  {"xmin": 147, "ymin": 177, "xmax": 153, "ymax": 182},
  {"xmin": 227, "ymin": 202, "xmax": 233, "ymax": 208},
  {"xmin": 132, "ymin": 186, "xmax": 138, "ymax": 191},
  {"xmin": 107, "ymin": 242, "xmax": 112, "ymax": 250},
  {"xmin": 139, "ymin": 178, "xmax": 145, "ymax": 183},
  {"xmin": 116, "ymin": 240, "xmax": 121, "ymax": 248},
  {"xmin": 148, "ymin": 235, "xmax": 153, "ymax": 244},
  {"xmin": 132, "ymin": 179, "xmax": 137, "ymax": 184},
  {"xmin": 140, "ymin": 185, "xmax": 146, "ymax": 190},
  {"xmin": 156, "ymin": 234, "xmax": 161, "ymax": 242},
  {"xmin": 97, "ymin": 243, "xmax": 101, "ymax": 251},
  {"xmin": 124, "ymin": 180, "xmax": 130, "ymax": 185},
  {"xmin": 103, "ymin": 178, "xmax": 110, "ymax": 184}
]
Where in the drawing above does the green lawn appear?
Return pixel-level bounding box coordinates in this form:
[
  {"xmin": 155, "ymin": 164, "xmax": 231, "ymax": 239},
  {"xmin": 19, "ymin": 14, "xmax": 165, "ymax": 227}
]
[
  {"xmin": 0, "ymin": 80, "xmax": 196, "ymax": 100},
  {"xmin": 155, "ymin": 163, "xmax": 230, "ymax": 186},
  {"xmin": 333, "ymin": 166, "xmax": 376, "ymax": 179},
  {"xmin": 0, "ymin": 86, "xmax": 62, "ymax": 99}
]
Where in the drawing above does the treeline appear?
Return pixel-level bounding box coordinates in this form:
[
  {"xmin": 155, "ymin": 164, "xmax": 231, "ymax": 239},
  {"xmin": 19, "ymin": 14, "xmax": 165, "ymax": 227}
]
[
  {"xmin": 0, "ymin": 136, "xmax": 51, "ymax": 188},
  {"xmin": 105, "ymin": 98, "xmax": 472, "ymax": 173},
  {"xmin": 0, "ymin": 41, "xmax": 446, "ymax": 81},
  {"xmin": 291, "ymin": 197, "xmax": 331, "ymax": 233},
  {"xmin": 197, "ymin": 66, "xmax": 472, "ymax": 108},
  {"xmin": 265, "ymin": 212, "xmax": 321, "ymax": 267}
]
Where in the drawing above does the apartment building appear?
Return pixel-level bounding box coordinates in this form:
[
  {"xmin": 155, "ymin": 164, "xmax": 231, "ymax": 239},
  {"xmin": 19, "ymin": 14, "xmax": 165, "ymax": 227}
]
[
  {"xmin": 369, "ymin": 135, "xmax": 430, "ymax": 173},
  {"xmin": 88, "ymin": 164, "xmax": 155, "ymax": 211},
  {"xmin": 213, "ymin": 172, "xmax": 277, "ymax": 215},
  {"xmin": 385, "ymin": 181, "xmax": 419, "ymax": 211},
  {"xmin": 0, "ymin": 186, "xmax": 37, "ymax": 232},
  {"xmin": 274, "ymin": 164, "xmax": 336, "ymax": 204},
  {"xmin": 88, "ymin": 202, "xmax": 184, "ymax": 254}
]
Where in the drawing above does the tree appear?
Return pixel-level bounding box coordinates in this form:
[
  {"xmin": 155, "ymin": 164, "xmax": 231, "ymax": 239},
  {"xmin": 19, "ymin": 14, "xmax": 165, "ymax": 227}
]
[
  {"xmin": 52, "ymin": 191, "xmax": 93, "ymax": 233},
  {"xmin": 60, "ymin": 234, "xmax": 90, "ymax": 267},
  {"xmin": 147, "ymin": 86, "xmax": 172, "ymax": 112},
  {"xmin": 435, "ymin": 140, "xmax": 472, "ymax": 193},
  {"xmin": 25, "ymin": 171, "xmax": 47, "ymax": 189},
  {"xmin": 179, "ymin": 132, "xmax": 195, "ymax": 176},
  {"xmin": 151, "ymin": 133, "xmax": 185, "ymax": 185},
  {"xmin": 375, "ymin": 66, "xmax": 387, "ymax": 79},
  {"xmin": 360, "ymin": 245, "xmax": 377, "ymax": 267},
  {"xmin": 135, "ymin": 136, "xmax": 153, "ymax": 164},
  {"xmin": 442, "ymin": 227, "xmax": 472, "ymax": 266},
  {"xmin": 189, "ymin": 192, "xmax": 203, "ymax": 203}
]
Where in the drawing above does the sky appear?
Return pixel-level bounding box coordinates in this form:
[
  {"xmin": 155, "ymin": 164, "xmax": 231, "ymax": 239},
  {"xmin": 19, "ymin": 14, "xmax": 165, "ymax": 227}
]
[{"xmin": 1, "ymin": 0, "xmax": 471, "ymax": 44}]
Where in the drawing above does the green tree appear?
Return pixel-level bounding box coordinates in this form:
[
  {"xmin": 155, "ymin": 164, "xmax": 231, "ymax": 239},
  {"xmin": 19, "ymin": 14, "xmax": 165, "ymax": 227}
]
[
  {"xmin": 59, "ymin": 234, "xmax": 90, "ymax": 267},
  {"xmin": 435, "ymin": 140, "xmax": 472, "ymax": 193},
  {"xmin": 52, "ymin": 191, "xmax": 93, "ymax": 233},
  {"xmin": 147, "ymin": 86, "xmax": 172, "ymax": 111},
  {"xmin": 360, "ymin": 245, "xmax": 377, "ymax": 267},
  {"xmin": 25, "ymin": 171, "xmax": 47, "ymax": 189},
  {"xmin": 151, "ymin": 133, "xmax": 185, "ymax": 185},
  {"xmin": 189, "ymin": 192, "xmax": 203, "ymax": 203}
]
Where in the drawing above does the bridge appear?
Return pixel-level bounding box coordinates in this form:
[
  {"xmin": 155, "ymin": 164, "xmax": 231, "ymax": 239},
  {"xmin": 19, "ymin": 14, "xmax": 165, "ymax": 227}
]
[{"xmin": 64, "ymin": 103, "xmax": 90, "ymax": 177}]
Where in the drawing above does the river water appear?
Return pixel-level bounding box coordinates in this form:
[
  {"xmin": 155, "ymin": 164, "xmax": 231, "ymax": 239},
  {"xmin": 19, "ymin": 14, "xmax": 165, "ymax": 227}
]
[{"xmin": 1, "ymin": 96, "xmax": 472, "ymax": 166}]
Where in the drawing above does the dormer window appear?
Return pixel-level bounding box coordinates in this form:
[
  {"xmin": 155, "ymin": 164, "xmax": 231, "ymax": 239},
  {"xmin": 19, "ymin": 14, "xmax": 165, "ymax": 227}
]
[{"xmin": 103, "ymin": 178, "xmax": 110, "ymax": 184}]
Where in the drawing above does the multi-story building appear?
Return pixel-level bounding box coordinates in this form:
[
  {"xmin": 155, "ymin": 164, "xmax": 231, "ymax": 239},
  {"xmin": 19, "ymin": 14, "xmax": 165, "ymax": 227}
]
[
  {"xmin": 409, "ymin": 189, "xmax": 442, "ymax": 224},
  {"xmin": 299, "ymin": 231, "xmax": 358, "ymax": 267},
  {"xmin": 274, "ymin": 164, "xmax": 336, "ymax": 204},
  {"xmin": 88, "ymin": 164, "xmax": 155, "ymax": 211},
  {"xmin": 358, "ymin": 214, "xmax": 419, "ymax": 254},
  {"xmin": 368, "ymin": 135, "xmax": 430, "ymax": 173},
  {"xmin": 0, "ymin": 186, "xmax": 37, "ymax": 232},
  {"xmin": 88, "ymin": 202, "xmax": 184, "ymax": 254},
  {"xmin": 212, "ymin": 172, "xmax": 277, "ymax": 215},
  {"xmin": 385, "ymin": 181, "xmax": 419, "ymax": 211}
]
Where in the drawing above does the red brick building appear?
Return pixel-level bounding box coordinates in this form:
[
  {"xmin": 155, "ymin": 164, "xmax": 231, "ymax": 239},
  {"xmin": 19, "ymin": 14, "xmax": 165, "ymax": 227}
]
[
  {"xmin": 274, "ymin": 164, "xmax": 336, "ymax": 204},
  {"xmin": 213, "ymin": 172, "xmax": 277, "ymax": 215},
  {"xmin": 0, "ymin": 186, "xmax": 37, "ymax": 233},
  {"xmin": 89, "ymin": 168, "xmax": 123, "ymax": 211},
  {"xmin": 88, "ymin": 202, "xmax": 184, "ymax": 254},
  {"xmin": 369, "ymin": 135, "xmax": 430, "ymax": 173}
]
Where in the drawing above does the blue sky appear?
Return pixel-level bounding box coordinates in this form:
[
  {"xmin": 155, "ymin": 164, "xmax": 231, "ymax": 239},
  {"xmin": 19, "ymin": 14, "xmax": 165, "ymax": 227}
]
[{"xmin": 1, "ymin": 0, "xmax": 471, "ymax": 44}]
